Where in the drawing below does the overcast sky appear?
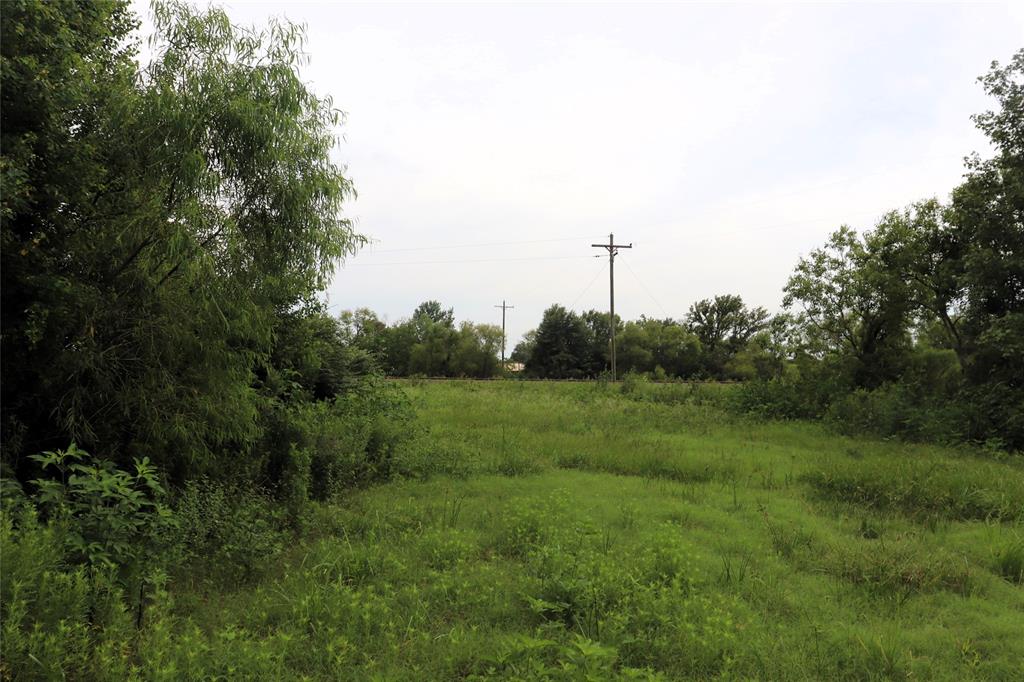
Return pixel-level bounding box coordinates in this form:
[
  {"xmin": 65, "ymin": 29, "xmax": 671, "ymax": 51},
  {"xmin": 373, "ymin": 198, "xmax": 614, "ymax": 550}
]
[{"xmin": 136, "ymin": 1, "xmax": 1022, "ymax": 347}]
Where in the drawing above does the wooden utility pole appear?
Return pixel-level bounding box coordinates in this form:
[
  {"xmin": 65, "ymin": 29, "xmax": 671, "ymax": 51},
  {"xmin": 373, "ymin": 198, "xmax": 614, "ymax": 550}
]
[
  {"xmin": 494, "ymin": 299, "xmax": 514, "ymax": 364},
  {"xmin": 591, "ymin": 233, "xmax": 632, "ymax": 380}
]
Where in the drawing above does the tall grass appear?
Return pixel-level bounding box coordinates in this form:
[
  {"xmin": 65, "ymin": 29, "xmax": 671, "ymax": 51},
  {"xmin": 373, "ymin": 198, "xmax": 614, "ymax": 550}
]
[{"xmin": 4, "ymin": 380, "xmax": 1023, "ymax": 679}]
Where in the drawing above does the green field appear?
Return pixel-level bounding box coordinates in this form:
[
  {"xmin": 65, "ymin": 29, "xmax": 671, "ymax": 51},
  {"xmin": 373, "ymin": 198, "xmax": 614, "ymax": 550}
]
[
  {"xmin": 10, "ymin": 379, "xmax": 1021, "ymax": 680},
  {"xmin": 137, "ymin": 379, "xmax": 1021, "ymax": 680}
]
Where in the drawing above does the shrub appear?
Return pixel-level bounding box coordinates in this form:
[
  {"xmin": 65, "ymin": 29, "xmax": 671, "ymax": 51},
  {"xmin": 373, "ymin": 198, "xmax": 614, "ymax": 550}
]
[
  {"xmin": 170, "ymin": 478, "xmax": 286, "ymax": 585},
  {"xmin": 26, "ymin": 444, "xmax": 175, "ymax": 574},
  {"xmin": 619, "ymin": 371, "xmax": 649, "ymax": 396},
  {"xmin": 255, "ymin": 375, "xmax": 417, "ymax": 512},
  {"xmin": 730, "ymin": 374, "xmax": 835, "ymax": 420},
  {"xmin": 824, "ymin": 383, "xmax": 971, "ymax": 444},
  {"xmin": 0, "ymin": 507, "xmax": 135, "ymax": 679}
]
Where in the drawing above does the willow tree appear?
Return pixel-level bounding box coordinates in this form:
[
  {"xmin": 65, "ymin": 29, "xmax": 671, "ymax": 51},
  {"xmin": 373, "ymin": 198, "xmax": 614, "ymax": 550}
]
[{"xmin": 1, "ymin": 1, "xmax": 363, "ymax": 473}]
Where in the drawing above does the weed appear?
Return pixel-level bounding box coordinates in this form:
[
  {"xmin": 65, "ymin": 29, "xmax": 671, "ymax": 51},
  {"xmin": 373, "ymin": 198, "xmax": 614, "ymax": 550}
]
[
  {"xmin": 8, "ymin": 380, "xmax": 1024, "ymax": 679},
  {"xmin": 991, "ymin": 538, "xmax": 1024, "ymax": 584},
  {"xmin": 802, "ymin": 457, "xmax": 1024, "ymax": 522},
  {"xmin": 555, "ymin": 451, "xmax": 590, "ymax": 470},
  {"xmin": 497, "ymin": 451, "xmax": 543, "ymax": 477},
  {"xmin": 617, "ymin": 503, "xmax": 640, "ymax": 530},
  {"xmin": 824, "ymin": 540, "xmax": 973, "ymax": 599},
  {"xmin": 859, "ymin": 517, "xmax": 882, "ymax": 540},
  {"xmin": 718, "ymin": 548, "xmax": 754, "ymax": 586},
  {"xmin": 762, "ymin": 515, "xmax": 815, "ymax": 559},
  {"xmin": 440, "ymin": 491, "xmax": 466, "ymax": 529}
]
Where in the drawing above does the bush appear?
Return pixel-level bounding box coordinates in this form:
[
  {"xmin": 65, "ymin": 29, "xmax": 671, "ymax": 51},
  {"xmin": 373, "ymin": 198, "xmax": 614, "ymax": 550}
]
[
  {"xmin": 824, "ymin": 384, "xmax": 970, "ymax": 444},
  {"xmin": 26, "ymin": 444, "xmax": 175, "ymax": 574},
  {"xmin": 619, "ymin": 371, "xmax": 650, "ymax": 395},
  {"xmin": 254, "ymin": 375, "xmax": 417, "ymax": 514},
  {"xmin": 170, "ymin": 478, "xmax": 286, "ymax": 585},
  {"xmin": 0, "ymin": 509, "xmax": 136, "ymax": 680},
  {"xmin": 992, "ymin": 538, "xmax": 1024, "ymax": 584},
  {"xmin": 729, "ymin": 368, "xmax": 844, "ymax": 420}
]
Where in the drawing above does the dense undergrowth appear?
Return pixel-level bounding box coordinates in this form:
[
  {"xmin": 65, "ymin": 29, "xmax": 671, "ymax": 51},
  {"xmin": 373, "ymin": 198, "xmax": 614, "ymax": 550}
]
[{"xmin": 6, "ymin": 380, "xmax": 1022, "ymax": 680}]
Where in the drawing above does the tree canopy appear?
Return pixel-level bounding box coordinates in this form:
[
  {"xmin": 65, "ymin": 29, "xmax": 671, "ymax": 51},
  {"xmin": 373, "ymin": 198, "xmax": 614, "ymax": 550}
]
[{"xmin": 1, "ymin": 0, "xmax": 363, "ymax": 472}]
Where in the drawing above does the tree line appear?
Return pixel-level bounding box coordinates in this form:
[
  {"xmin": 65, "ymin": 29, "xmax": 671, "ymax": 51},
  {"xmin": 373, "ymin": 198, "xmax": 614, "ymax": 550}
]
[
  {"xmin": 336, "ymin": 294, "xmax": 775, "ymax": 381},
  {"xmin": 2, "ymin": 3, "xmax": 426, "ymax": 662}
]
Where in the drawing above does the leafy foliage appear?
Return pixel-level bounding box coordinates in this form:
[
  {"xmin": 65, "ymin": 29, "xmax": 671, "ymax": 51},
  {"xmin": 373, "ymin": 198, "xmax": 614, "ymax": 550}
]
[
  {"xmin": 686, "ymin": 295, "xmax": 769, "ymax": 376},
  {"xmin": 526, "ymin": 305, "xmax": 593, "ymax": 379},
  {"xmin": 1, "ymin": 0, "xmax": 363, "ymax": 473},
  {"xmin": 28, "ymin": 444, "xmax": 175, "ymax": 574}
]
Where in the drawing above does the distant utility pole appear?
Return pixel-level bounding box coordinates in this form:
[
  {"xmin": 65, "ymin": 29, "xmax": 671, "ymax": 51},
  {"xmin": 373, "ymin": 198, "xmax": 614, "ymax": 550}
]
[
  {"xmin": 494, "ymin": 299, "xmax": 514, "ymax": 364},
  {"xmin": 591, "ymin": 233, "xmax": 632, "ymax": 381}
]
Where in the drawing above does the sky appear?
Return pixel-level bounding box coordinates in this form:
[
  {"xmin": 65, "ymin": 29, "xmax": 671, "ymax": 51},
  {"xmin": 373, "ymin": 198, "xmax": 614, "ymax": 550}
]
[{"xmin": 134, "ymin": 1, "xmax": 1023, "ymax": 348}]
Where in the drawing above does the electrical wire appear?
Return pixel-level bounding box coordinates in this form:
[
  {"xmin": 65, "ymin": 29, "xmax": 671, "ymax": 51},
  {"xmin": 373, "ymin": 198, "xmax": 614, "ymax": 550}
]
[
  {"xmin": 360, "ymin": 234, "xmax": 607, "ymax": 254},
  {"xmin": 345, "ymin": 254, "xmax": 596, "ymax": 267},
  {"xmin": 567, "ymin": 258, "xmax": 608, "ymax": 310},
  {"xmin": 619, "ymin": 255, "xmax": 672, "ymax": 320}
]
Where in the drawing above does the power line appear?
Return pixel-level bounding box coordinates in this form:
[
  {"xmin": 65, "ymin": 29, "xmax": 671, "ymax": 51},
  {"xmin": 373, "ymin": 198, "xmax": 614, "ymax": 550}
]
[
  {"xmin": 619, "ymin": 255, "xmax": 671, "ymax": 320},
  {"xmin": 361, "ymin": 234, "xmax": 606, "ymax": 254},
  {"xmin": 628, "ymin": 153, "xmax": 965, "ymax": 241},
  {"xmin": 567, "ymin": 258, "xmax": 607, "ymax": 310},
  {"xmin": 345, "ymin": 254, "xmax": 595, "ymax": 267},
  {"xmin": 689, "ymin": 211, "xmax": 882, "ymax": 240},
  {"xmin": 628, "ymin": 210, "xmax": 882, "ymax": 248}
]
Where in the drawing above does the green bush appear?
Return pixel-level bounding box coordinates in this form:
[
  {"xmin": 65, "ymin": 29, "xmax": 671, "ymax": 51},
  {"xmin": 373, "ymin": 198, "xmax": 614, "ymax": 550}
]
[
  {"xmin": 730, "ymin": 373, "xmax": 837, "ymax": 420},
  {"xmin": 170, "ymin": 478, "xmax": 286, "ymax": 585},
  {"xmin": 255, "ymin": 375, "xmax": 416, "ymax": 512},
  {"xmin": 0, "ymin": 508, "xmax": 135, "ymax": 680},
  {"xmin": 824, "ymin": 383, "xmax": 970, "ymax": 444},
  {"xmin": 27, "ymin": 444, "xmax": 175, "ymax": 574},
  {"xmin": 619, "ymin": 371, "xmax": 650, "ymax": 396}
]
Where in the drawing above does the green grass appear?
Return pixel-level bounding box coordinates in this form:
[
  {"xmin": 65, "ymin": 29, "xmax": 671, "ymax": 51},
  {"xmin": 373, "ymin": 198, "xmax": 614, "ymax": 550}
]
[{"xmin": 13, "ymin": 379, "xmax": 1024, "ymax": 679}]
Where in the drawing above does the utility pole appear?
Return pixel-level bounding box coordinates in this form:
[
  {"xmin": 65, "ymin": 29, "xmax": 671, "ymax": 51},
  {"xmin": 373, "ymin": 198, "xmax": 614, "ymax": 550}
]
[
  {"xmin": 494, "ymin": 299, "xmax": 514, "ymax": 365},
  {"xmin": 591, "ymin": 233, "xmax": 632, "ymax": 380}
]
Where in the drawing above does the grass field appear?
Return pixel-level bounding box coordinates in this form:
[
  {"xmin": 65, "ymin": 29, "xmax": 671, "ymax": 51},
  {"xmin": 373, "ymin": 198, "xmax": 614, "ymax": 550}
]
[{"xmin": 147, "ymin": 381, "xmax": 1023, "ymax": 679}]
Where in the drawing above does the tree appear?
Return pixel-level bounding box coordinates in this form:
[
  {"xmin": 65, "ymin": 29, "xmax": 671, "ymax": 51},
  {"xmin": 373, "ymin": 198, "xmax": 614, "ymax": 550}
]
[
  {"xmin": 339, "ymin": 308, "xmax": 389, "ymax": 359},
  {"xmin": 947, "ymin": 50, "xmax": 1024, "ymax": 444},
  {"xmin": 639, "ymin": 318, "xmax": 702, "ymax": 378},
  {"xmin": 950, "ymin": 51, "xmax": 1024, "ymax": 383},
  {"xmin": 449, "ymin": 323, "xmax": 503, "ymax": 378},
  {"xmin": 686, "ymin": 295, "xmax": 769, "ymax": 377},
  {"xmin": 408, "ymin": 319, "xmax": 457, "ymax": 376},
  {"xmin": 526, "ymin": 305, "xmax": 590, "ymax": 379},
  {"xmin": 579, "ymin": 309, "xmax": 620, "ymax": 376},
  {"xmin": 870, "ymin": 200, "xmax": 967, "ymax": 360},
  {"xmin": 615, "ymin": 322, "xmax": 654, "ymax": 375},
  {"xmin": 1, "ymin": 1, "xmax": 363, "ymax": 472},
  {"xmin": 413, "ymin": 300, "xmax": 455, "ymax": 327},
  {"xmin": 510, "ymin": 329, "xmax": 537, "ymax": 365},
  {"xmin": 382, "ymin": 320, "xmax": 418, "ymax": 376}
]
